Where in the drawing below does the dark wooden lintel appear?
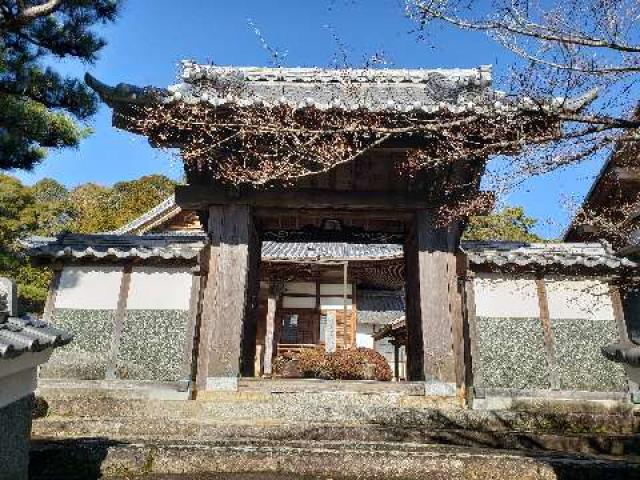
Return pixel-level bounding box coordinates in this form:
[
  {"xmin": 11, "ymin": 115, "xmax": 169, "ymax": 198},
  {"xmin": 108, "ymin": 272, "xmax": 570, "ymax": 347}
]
[
  {"xmin": 176, "ymin": 185, "xmax": 433, "ymax": 211},
  {"xmin": 613, "ymin": 167, "xmax": 640, "ymax": 183}
]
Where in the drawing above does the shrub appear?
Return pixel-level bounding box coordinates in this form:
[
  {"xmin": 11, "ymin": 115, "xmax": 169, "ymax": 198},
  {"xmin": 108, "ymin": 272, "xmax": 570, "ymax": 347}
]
[
  {"xmin": 296, "ymin": 347, "xmax": 329, "ymax": 378},
  {"xmin": 325, "ymin": 348, "xmax": 369, "ymax": 380},
  {"xmin": 357, "ymin": 347, "xmax": 393, "ymax": 381},
  {"xmin": 273, "ymin": 347, "xmax": 392, "ymax": 381}
]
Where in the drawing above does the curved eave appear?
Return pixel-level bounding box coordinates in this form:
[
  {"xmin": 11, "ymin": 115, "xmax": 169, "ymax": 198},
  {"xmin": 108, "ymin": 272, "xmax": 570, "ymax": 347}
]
[{"xmin": 87, "ymin": 72, "xmax": 596, "ymax": 117}]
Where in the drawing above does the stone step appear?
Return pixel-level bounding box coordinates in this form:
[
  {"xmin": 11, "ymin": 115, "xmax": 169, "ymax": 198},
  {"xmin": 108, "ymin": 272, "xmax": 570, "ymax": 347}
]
[
  {"xmin": 36, "ymin": 391, "xmax": 639, "ymax": 436},
  {"xmin": 29, "ymin": 438, "xmax": 640, "ymax": 480},
  {"xmin": 33, "ymin": 415, "xmax": 640, "ymax": 457}
]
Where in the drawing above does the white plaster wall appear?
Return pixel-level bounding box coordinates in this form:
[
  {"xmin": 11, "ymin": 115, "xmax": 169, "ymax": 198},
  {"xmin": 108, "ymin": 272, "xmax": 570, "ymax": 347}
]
[
  {"xmin": 356, "ymin": 324, "xmax": 374, "ymax": 348},
  {"xmin": 474, "ymin": 273, "xmax": 539, "ymax": 318},
  {"xmin": 282, "ymin": 296, "xmax": 316, "ymax": 309},
  {"xmin": 320, "ymin": 297, "xmax": 353, "ymax": 311},
  {"xmin": 545, "ymin": 278, "xmax": 614, "ymax": 320},
  {"xmin": 126, "ymin": 267, "xmax": 192, "ymax": 311},
  {"xmin": 320, "ymin": 284, "xmax": 353, "ymax": 295},
  {"xmin": 284, "ymin": 282, "xmax": 316, "ymax": 295},
  {"xmin": 55, "ymin": 266, "xmax": 123, "ymax": 310}
]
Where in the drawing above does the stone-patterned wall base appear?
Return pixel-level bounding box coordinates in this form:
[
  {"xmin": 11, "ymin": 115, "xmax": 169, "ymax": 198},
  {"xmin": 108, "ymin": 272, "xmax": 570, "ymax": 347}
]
[
  {"xmin": 115, "ymin": 309, "xmax": 190, "ymax": 381},
  {"xmin": 476, "ymin": 316, "xmax": 627, "ymax": 393},
  {"xmin": 40, "ymin": 308, "xmax": 190, "ymax": 382},
  {"xmin": 476, "ymin": 317, "xmax": 550, "ymax": 389},
  {"xmin": 40, "ymin": 309, "xmax": 114, "ymax": 379},
  {"xmin": 0, "ymin": 394, "xmax": 32, "ymax": 480},
  {"xmin": 552, "ymin": 318, "xmax": 626, "ymax": 391}
]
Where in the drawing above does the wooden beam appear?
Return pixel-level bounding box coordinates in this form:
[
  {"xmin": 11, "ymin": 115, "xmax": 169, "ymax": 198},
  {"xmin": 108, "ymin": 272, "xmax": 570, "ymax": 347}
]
[
  {"xmin": 613, "ymin": 167, "xmax": 640, "ymax": 183},
  {"xmin": 176, "ymin": 185, "xmax": 433, "ymax": 211},
  {"xmin": 535, "ymin": 277, "xmax": 559, "ymax": 390},
  {"xmin": 255, "ymin": 207, "xmax": 413, "ymax": 221},
  {"xmin": 106, "ymin": 264, "xmax": 132, "ymax": 380}
]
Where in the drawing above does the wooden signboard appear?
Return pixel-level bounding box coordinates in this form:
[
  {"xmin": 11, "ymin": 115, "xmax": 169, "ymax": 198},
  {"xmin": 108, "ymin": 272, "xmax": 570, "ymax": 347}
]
[{"xmin": 325, "ymin": 311, "xmax": 337, "ymax": 353}]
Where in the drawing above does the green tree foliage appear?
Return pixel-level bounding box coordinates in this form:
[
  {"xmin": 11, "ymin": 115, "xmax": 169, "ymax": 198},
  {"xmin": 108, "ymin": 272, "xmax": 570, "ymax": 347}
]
[
  {"xmin": 0, "ymin": 173, "xmax": 176, "ymax": 313},
  {"xmin": 68, "ymin": 175, "xmax": 176, "ymax": 232},
  {"xmin": 30, "ymin": 177, "xmax": 73, "ymax": 236},
  {"xmin": 0, "ymin": 0, "xmax": 122, "ymax": 170},
  {"xmin": 0, "ymin": 174, "xmax": 49, "ymax": 313},
  {"xmin": 463, "ymin": 207, "xmax": 543, "ymax": 243}
]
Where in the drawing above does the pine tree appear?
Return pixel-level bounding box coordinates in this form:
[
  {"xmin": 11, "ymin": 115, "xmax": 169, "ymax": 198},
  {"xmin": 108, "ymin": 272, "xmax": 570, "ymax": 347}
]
[{"xmin": 0, "ymin": 0, "xmax": 122, "ymax": 170}]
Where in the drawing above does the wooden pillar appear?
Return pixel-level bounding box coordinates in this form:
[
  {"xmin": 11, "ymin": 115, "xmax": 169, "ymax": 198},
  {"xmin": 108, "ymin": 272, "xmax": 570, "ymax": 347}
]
[
  {"xmin": 342, "ymin": 262, "xmax": 349, "ymax": 348},
  {"xmin": 609, "ymin": 282, "xmax": 639, "ymax": 397},
  {"xmin": 393, "ymin": 341, "xmax": 400, "ymax": 381},
  {"xmin": 42, "ymin": 264, "xmax": 63, "ymax": 322},
  {"xmin": 179, "ymin": 265, "xmax": 203, "ymax": 392},
  {"xmin": 106, "ymin": 263, "xmax": 132, "ymax": 380},
  {"xmin": 463, "ymin": 271, "xmax": 485, "ymax": 398},
  {"xmin": 535, "ymin": 277, "xmax": 559, "ymax": 390},
  {"xmin": 195, "ymin": 204, "xmax": 261, "ymax": 391},
  {"xmin": 262, "ymin": 285, "xmax": 279, "ymax": 377},
  {"xmin": 404, "ymin": 209, "xmax": 460, "ymax": 395}
]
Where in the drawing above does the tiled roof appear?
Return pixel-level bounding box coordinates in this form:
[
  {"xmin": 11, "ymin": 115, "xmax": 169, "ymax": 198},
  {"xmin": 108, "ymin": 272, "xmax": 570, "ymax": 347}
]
[
  {"xmin": 357, "ymin": 290, "xmax": 405, "ymax": 325},
  {"xmin": 461, "ymin": 241, "xmax": 637, "ymax": 269},
  {"xmin": 0, "ymin": 316, "xmax": 72, "ymax": 359},
  {"xmin": 373, "ymin": 316, "xmax": 407, "ymax": 341},
  {"xmin": 27, "ymin": 233, "xmax": 636, "ymax": 271},
  {"xmin": 88, "ymin": 62, "xmax": 595, "ymax": 116},
  {"xmin": 262, "ymin": 241, "xmax": 403, "ymax": 261},
  {"xmin": 167, "ymin": 63, "xmax": 499, "ymax": 114},
  {"xmin": 112, "ymin": 195, "xmax": 180, "ymax": 235},
  {"xmin": 26, "ymin": 234, "xmax": 205, "ymax": 261}
]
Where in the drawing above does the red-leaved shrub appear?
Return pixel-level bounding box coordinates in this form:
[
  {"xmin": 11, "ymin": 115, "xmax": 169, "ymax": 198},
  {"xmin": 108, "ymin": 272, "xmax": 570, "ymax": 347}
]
[
  {"xmin": 357, "ymin": 347, "xmax": 393, "ymax": 381},
  {"xmin": 274, "ymin": 347, "xmax": 392, "ymax": 381}
]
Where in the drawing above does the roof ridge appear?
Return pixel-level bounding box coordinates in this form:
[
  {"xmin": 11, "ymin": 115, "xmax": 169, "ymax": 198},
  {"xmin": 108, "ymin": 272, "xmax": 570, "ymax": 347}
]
[
  {"xmin": 180, "ymin": 61, "xmax": 493, "ymax": 85},
  {"xmin": 111, "ymin": 195, "xmax": 179, "ymax": 235}
]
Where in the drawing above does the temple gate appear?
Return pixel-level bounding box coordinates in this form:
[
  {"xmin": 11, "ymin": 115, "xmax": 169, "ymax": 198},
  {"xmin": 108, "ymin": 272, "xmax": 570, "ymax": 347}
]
[{"xmin": 88, "ymin": 62, "xmax": 574, "ymax": 395}]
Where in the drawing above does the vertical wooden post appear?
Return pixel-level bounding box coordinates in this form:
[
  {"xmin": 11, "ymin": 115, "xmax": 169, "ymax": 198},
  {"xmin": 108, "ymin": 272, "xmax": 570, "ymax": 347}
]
[
  {"xmin": 535, "ymin": 277, "xmax": 559, "ymax": 390},
  {"xmin": 106, "ymin": 263, "xmax": 132, "ymax": 380},
  {"xmin": 403, "ymin": 222, "xmax": 423, "ymax": 381},
  {"xmin": 463, "ymin": 271, "xmax": 484, "ymax": 398},
  {"xmin": 343, "ymin": 261, "xmax": 348, "ymax": 348},
  {"xmin": 404, "ymin": 209, "xmax": 459, "ymax": 395},
  {"xmin": 195, "ymin": 204, "xmax": 260, "ymax": 391},
  {"xmin": 180, "ymin": 265, "xmax": 203, "ymax": 392},
  {"xmin": 393, "ymin": 341, "xmax": 400, "ymax": 381},
  {"xmin": 42, "ymin": 264, "xmax": 62, "ymax": 322},
  {"xmin": 450, "ymin": 250, "xmax": 467, "ymax": 398},
  {"xmin": 241, "ymin": 219, "xmax": 262, "ymax": 377},
  {"xmin": 609, "ymin": 282, "xmax": 639, "ymax": 396},
  {"xmin": 610, "ymin": 283, "xmax": 631, "ymax": 342},
  {"xmin": 262, "ymin": 285, "xmax": 278, "ymax": 377}
]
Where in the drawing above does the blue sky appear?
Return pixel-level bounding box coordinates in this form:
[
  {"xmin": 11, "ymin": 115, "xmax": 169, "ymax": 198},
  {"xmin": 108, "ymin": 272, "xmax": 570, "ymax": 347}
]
[{"xmin": 11, "ymin": 0, "xmax": 605, "ymax": 239}]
